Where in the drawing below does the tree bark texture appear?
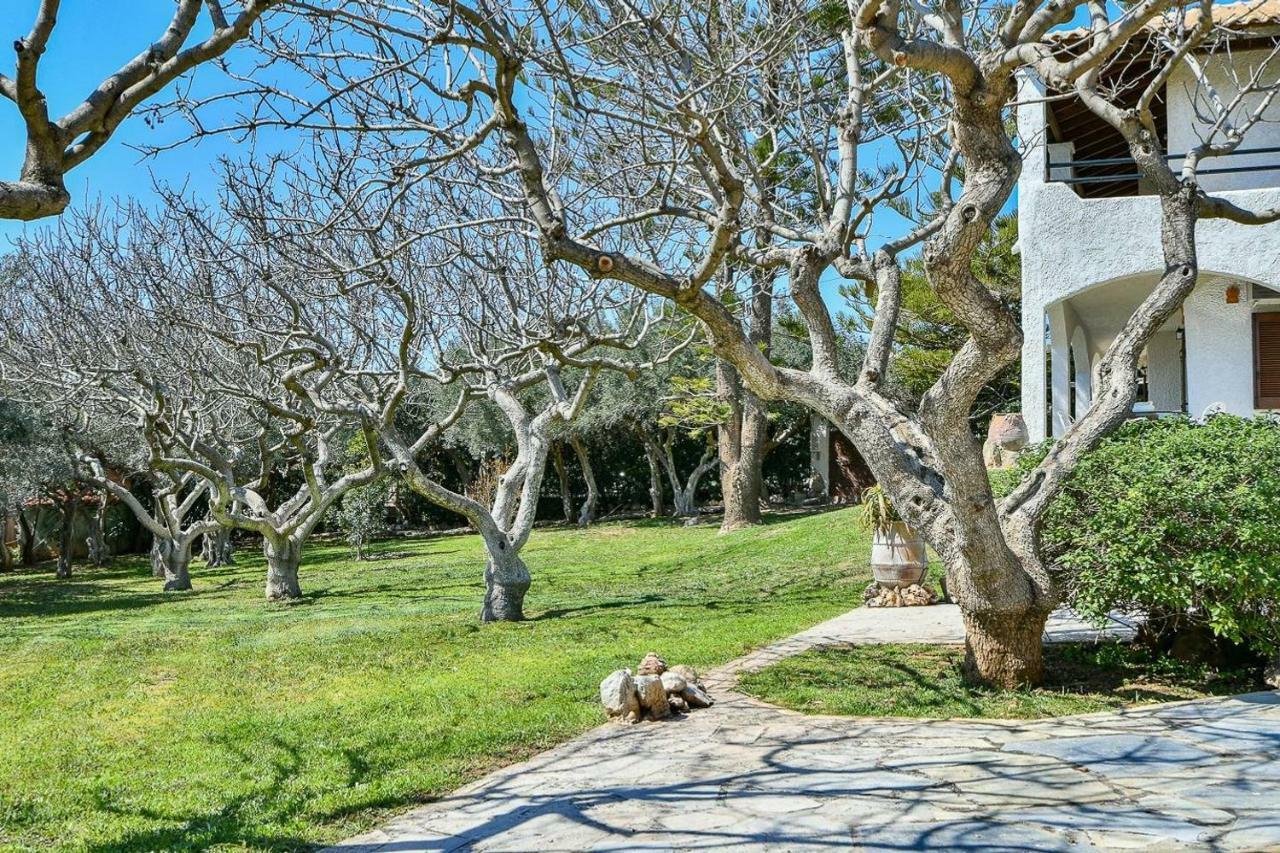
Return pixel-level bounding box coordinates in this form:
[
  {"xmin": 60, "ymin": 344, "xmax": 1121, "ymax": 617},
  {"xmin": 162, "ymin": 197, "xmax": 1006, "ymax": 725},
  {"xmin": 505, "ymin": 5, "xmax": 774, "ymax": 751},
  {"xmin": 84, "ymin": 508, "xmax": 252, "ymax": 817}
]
[
  {"xmin": 552, "ymin": 442, "xmax": 575, "ymax": 523},
  {"xmin": 479, "ymin": 532, "xmax": 531, "ymax": 622},
  {"xmin": 18, "ymin": 512, "xmax": 35, "ymax": 566},
  {"xmin": 263, "ymin": 536, "xmax": 302, "ymax": 601},
  {"xmin": 718, "ymin": 260, "xmax": 773, "ymax": 532},
  {"xmin": 55, "ymin": 498, "xmax": 77, "ymax": 579},
  {"xmin": 961, "ymin": 608, "xmax": 1051, "ymax": 689},
  {"xmin": 152, "ymin": 537, "xmax": 193, "ymax": 592},
  {"xmin": 717, "ymin": 361, "xmax": 767, "ymax": 532},
  {"xmin": 86, "ymin": 496, "xmax": 110, "ymax": 567},
  {"xmin": 201, "ymin": 523, "xmax": 235, "ymax": 567},
  {"xmin": 644, "ymin": 440, "xmax": 665, "ymax": 517}
]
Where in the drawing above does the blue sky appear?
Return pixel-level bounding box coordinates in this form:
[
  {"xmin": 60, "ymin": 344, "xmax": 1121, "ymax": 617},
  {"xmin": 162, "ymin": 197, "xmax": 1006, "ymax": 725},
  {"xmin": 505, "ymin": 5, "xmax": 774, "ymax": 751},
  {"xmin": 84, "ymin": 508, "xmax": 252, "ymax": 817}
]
[
  {"xmin": 0, "ymin": 1, "xmax": 266, "ymax": 244},
  {"xmin": 0, "ymin": 1, "xmax": 1017, "ymax": 313}
]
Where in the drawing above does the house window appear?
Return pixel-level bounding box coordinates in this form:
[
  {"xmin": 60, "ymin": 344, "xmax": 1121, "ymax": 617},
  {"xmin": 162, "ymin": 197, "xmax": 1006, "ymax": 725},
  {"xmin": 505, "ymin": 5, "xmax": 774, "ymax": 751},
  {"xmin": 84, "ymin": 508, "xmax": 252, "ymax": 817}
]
[{"xmin": 1255, "ymin": 312, "xmax": 1280, "ymax": 409}]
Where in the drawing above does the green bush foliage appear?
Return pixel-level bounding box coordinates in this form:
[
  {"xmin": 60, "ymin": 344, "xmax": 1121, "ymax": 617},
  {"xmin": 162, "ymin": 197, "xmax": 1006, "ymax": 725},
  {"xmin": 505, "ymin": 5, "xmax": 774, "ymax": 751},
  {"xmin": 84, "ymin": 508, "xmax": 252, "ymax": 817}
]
[{"xmin": 999, "ymin": 416, "xmax": 1280, "ymax": 656}]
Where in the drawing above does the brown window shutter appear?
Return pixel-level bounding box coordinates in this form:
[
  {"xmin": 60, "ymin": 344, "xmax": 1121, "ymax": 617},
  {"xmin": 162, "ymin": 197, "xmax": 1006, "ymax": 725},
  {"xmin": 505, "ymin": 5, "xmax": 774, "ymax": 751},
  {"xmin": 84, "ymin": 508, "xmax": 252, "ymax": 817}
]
[{"xmin": 1256, "ymin": 312, "xmax": 1280, "ymax": 409}]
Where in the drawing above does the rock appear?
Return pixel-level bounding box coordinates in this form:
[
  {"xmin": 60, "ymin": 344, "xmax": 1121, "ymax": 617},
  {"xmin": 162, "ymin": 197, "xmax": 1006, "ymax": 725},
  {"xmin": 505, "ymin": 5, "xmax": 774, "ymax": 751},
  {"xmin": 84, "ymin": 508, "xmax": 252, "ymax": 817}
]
[
  {"xmin": 599, "ymin": 669, "xmax": 640, "ymax": 722},
  {"xmin": 682, "ymin": 682, "xmax": 714, "ymax": 709},
  {"xmin": 660, "ymin": 671, "xmax": 687, "ymax": 694},
  {"xmin": 669, "ymin": 664, "xmax": 701, "ymax": 686},
  {"xmin": 634, "ymin": 674, "xmax": 670, "ymax": 719},
  {"xmin": 668, "ymin": 693, "xmax": 689, "ymax": 713},
  {"xmin": 637, "ymin": 651, "xmax": 668, "ymax": 676},
  {"xmin": 900, "ymin": 583, "xmax": 937, "ymax": 606},
  {"xmin": 865, "ymin": 582, "xmax": 936, "ymax": 607},
  {"xmin": 1265, "ymin": 652, "xmax": 1280, "ymax": 689}
]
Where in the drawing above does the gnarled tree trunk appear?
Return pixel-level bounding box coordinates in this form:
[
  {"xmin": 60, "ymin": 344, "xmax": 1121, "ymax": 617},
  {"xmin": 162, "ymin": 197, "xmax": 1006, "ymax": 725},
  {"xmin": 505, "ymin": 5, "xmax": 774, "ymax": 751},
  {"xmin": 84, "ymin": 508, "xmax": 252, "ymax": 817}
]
[
  {"xmin": 479, "ymin": 530, "xmax": 531, "ymax": 622},
  {"xmin": 86, "ymin": 494, "xmax": 110, "ymax": 568},
  {"xmin": 150, "ymin": 540, "xmax": 167, "ymax": 579},
  {"xmin": 0, "ymin": 512, "xmax": 14, "ymax": 572},
  {"xmin": 717, "ymin": 361, "xmax": 768, "ymax": 532},
  {"xmin": 18, "ymin": 512, "xmax": 35, "ymax": 567},
  {"xmin": 552, "ymin": 442, "xmax": 575, "ymax": 523},
  {"xmin": 643, "ymin": 439, "xmax": 665, "ymax": 517},
  {"xmin": 201, "ymin": 522, "xmax": 235, "ymax": 567},
  {"xmin": 152, "ymin": 537, "xmax": 194, "ymax": 592},
  {"xmin": 263, "ymin": 535, "xmax": 302, "ymax": 601},
  {"xmin": 718, "ymin": 258, "xmax": 774, "ymax": 532}
]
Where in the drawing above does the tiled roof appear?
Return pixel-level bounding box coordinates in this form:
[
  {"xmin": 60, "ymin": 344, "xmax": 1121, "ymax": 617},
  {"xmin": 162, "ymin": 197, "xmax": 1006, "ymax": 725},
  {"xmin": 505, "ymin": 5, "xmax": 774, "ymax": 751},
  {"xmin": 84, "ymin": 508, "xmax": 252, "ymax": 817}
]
[
  {"xmin": 1048, "ymin": 0, "xmax": 1280, "ymax": 43},
  {"xmin": 1186, "ymin": 0, "xmax": 1280, "ymax": 27}
]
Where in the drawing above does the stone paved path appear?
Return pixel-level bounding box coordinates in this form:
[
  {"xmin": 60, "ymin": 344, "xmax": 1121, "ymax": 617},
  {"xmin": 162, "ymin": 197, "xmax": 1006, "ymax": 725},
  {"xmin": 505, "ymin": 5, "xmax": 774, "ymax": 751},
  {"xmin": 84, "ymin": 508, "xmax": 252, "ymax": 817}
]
[{"xmin": 328, "ymin": 606, "xmax": 1279, "ymax": 852}]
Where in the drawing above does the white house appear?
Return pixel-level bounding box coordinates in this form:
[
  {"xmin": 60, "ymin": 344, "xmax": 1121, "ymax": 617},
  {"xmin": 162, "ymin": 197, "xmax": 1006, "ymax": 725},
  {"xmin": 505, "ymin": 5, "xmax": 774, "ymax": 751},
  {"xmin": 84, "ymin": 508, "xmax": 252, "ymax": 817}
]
[{"xmin": 1018, "ymin": 6, "xmax": 1280, "ymax": 442}]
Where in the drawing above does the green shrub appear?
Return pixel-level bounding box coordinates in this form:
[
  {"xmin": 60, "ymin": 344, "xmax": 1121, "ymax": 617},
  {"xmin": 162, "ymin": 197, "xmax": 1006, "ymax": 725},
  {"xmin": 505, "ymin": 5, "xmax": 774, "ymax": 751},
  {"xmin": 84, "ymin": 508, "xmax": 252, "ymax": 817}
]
[{"xmin": 1000, "ymin": 416, "xmax": 1280, "ymax": 657}]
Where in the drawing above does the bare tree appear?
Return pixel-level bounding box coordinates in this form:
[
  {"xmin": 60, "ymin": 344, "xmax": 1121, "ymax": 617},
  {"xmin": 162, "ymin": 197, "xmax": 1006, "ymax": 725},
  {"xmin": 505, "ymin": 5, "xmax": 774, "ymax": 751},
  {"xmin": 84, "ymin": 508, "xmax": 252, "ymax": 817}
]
[
  {"xmin": 641, "ymin": 428, "xmax": 718, "ymax": 519},
  {"xmin": 201, "ymin": 144, "xmax": 661, "ymax": 620},
  {"xmin": 569, "ymin": 436, "xmax": 599, "ymax": 526},
  {"xmin": 200, "ymin": 506, "xmax": 237, "ymax": 568},
  {"xmin": 83, "ymin": 458, "xmax": 216, "ymax": 592},
  {"xmin": 256, "ymin": 0, "xmax": 1280, "ymax": 685},
  {"xmin": 0, "ymin": 198, "xmax": 386, "ymax": 600},
  {"xmin": 0, "ymin": 0, "xmax": 282, "ymax": 221}
]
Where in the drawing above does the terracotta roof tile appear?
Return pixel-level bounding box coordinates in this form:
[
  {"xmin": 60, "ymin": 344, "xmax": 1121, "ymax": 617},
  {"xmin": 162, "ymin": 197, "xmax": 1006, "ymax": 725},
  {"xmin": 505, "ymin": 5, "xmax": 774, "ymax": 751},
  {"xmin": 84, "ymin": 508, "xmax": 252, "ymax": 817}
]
[{"xmin": 1048, "ymin": 1, "xmax": 1280, "ymax": 43}]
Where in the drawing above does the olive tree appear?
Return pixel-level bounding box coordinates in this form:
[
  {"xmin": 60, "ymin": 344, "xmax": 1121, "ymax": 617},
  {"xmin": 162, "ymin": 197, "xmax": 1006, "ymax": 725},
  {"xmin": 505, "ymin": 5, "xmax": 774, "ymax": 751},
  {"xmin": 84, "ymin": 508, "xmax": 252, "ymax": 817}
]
[
  {"xmin": 256, "ymin": 0, "xmax": 1280, "ymax": 686},
  {"xmin": 0, "ymin": 0, "xmax": 282, "ymax": 221},
  {"xmin": 0, "ymin": 199, "xmax": 385, "ymax": 600}
]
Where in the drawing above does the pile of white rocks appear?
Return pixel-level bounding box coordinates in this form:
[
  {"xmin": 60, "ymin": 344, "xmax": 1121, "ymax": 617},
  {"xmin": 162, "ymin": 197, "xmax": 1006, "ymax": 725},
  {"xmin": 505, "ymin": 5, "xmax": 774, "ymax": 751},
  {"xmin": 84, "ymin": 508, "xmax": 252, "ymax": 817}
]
[
  {"xmin": 599, "ymin": 652, "xmax": 714, "ymax": 723},
  {"xmin": 863, "ymin": 581, "xmax": 937, "ymax": 608}
]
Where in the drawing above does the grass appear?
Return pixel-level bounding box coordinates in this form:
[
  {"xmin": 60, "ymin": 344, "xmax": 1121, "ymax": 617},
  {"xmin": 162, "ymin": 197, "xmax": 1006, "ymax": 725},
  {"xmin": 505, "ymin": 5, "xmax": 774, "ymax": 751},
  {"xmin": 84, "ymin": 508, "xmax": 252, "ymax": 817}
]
[
  {"xmin": 0, "ymin": 508, "xmax": 871, "ymax": 852},
  {"xmin": 739, "ymin": 641, "xmax": 1264, "ymax": 720}
]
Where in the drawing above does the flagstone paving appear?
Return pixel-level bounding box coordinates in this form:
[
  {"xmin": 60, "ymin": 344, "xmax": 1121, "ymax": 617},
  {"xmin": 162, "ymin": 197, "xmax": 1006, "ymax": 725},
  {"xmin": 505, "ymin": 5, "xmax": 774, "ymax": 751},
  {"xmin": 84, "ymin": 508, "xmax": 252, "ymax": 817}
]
[{"xmin": 328, "ymin": 606, "xmax": 1279, "ymax": 852}]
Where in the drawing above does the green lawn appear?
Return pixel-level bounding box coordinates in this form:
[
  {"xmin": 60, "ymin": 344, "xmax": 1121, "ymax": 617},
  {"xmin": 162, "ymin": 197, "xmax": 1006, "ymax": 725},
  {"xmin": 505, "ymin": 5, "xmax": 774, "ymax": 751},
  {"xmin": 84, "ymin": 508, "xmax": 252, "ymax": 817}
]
[
  {"xmin": 739, "ymin": 642, "xmax": 1264, "ymax": 720},
  {"xmin": 0, "ymin": 509, "xmax": 870, "ymax": 852}
]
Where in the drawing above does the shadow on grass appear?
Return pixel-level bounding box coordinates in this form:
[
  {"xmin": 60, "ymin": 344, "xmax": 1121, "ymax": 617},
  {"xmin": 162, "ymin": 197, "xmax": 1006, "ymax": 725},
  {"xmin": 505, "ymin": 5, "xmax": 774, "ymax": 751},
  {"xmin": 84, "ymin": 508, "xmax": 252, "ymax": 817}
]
[
  {"xmin": 85, "ymin": 734, "xmax": 315, "ymax": 853},
  {"xmin": 79, "ymin": 730, "xmax": 456, "ymax": 853},
  {"xmin": 532, "ymin": 592, "xmax": 668, "ymax": 621},
  {"xmin": 0, "ymin": 576, "xmax": 179, "ymax": 620}
]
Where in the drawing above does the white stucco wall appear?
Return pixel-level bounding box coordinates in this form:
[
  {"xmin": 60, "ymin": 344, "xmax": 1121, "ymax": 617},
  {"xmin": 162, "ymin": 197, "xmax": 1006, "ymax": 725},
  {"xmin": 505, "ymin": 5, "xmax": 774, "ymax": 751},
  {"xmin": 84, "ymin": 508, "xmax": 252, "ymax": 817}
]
[
  {"xmin": 1146, "ymin": 330, "xmax": 1184, "ymax": 412},
  {"xmin": 1184, "ymin": 279, "xmax": 1256, "ymax": 417},
  {"xmin": 1167, "ymin": 49, "xmax": 1280, "ymax": 193},
  {"xmin": 1017, "ymin": 73, "xmax": 1280, "ymax": 438},
  {"xmin": 809, "ymin": 415, "xmax": 830, "ymax": 494}
]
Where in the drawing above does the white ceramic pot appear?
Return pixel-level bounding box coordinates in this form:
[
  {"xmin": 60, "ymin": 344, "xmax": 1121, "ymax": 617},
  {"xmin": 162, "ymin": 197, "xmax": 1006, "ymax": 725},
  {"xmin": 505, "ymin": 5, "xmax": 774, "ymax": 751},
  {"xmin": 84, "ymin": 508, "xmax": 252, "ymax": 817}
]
[{"xmin": 870, "ymin": 521, "xmax": 927, "ymax": 588}]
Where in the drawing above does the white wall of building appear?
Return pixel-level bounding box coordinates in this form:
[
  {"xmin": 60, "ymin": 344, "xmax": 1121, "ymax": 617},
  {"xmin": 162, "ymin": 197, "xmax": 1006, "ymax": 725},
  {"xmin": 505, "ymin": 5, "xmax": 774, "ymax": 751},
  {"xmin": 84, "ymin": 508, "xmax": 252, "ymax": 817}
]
[
  {"xmin": 1017, "ymin": 72, "xmax": 1280, "ymax": 440},
  {"xmin": 1183, "ymin": 279, "xmax": 1257, "ymax": 417},
  {"xmin": 1167, "ymin": 49, "xmax": 1280, "ymax": 193},
  {"xmin": 1146, "ymin": 330, "xmax": 1184, "ymax": 412}
]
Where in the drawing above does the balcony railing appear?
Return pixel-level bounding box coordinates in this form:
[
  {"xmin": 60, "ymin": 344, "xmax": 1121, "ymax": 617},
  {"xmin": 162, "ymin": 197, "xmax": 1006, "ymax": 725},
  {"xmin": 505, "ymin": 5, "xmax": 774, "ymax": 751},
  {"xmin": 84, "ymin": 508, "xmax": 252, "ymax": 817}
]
[{"xmin": 1046, "ymin": 144, "xmax": 1280, "ymax": 186}]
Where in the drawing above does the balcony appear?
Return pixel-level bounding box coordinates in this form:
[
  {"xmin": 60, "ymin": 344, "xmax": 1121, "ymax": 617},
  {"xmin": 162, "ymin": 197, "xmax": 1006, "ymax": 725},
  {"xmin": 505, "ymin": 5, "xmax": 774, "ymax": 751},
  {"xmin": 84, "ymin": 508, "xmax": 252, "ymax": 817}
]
[{"xmin": 1046, "ymin": 144, "xmax": 1280, "ymax": 198}]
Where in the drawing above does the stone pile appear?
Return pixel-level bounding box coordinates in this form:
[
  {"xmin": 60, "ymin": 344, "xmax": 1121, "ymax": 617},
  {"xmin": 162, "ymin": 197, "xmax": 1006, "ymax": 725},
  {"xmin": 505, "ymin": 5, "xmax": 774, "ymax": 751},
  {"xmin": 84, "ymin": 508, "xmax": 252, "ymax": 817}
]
[
  {"xmin": 863, "ymin": 581, "xmax": 937, "ymax": 608},
  {"xmin": 599, "ymin": 652, "xmax": 714, "ymax": 723}
]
